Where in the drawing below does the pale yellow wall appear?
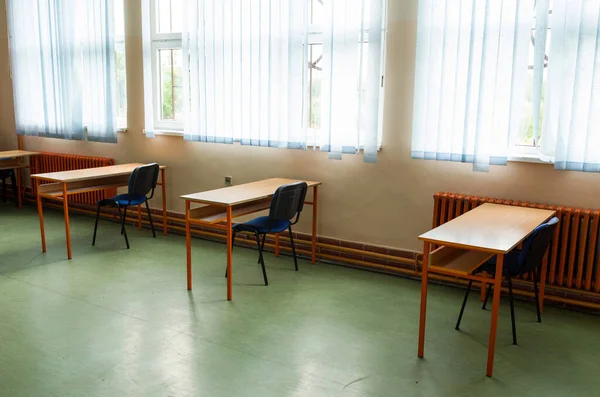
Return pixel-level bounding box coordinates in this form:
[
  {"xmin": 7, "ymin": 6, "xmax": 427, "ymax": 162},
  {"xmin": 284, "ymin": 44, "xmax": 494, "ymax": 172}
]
[{"xmin": 1, "ymin": 0, "xmax": 598, "ymax": 252}]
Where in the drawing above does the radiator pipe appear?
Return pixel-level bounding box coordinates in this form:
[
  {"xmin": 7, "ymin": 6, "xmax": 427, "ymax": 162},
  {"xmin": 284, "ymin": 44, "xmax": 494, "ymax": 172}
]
[{"xmin": 25, "ymin": 197, "xmax": 600, "ymax": 311}]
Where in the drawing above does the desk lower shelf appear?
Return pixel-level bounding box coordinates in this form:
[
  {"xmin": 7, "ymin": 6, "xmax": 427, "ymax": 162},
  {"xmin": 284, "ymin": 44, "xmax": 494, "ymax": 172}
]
[
  {"xmin": 188, "ymin": 198, "xmax": 272, "ymax": 224},
  {"xmin": 428, "ymin": 246, "xmax": 494, "ymax": 276},
  {"xmin": 35, "ymin": 175, "xmax": 130, "ymax": 198}
]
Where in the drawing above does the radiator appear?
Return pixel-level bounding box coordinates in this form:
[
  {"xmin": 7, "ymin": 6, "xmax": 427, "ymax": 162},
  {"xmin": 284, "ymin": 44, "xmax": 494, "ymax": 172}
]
[
  {"xmin": 30, "ymin": 153, "xmax": 117, "ymax": 205},
  {"xmin": 433, "ymin": 192, "xmax": 600, "ymax": 294}
]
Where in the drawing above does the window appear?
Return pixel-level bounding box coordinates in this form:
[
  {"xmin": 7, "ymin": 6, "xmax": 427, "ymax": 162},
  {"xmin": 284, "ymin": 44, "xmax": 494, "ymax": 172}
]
[
  {"xmin": 149, "ymin": 0, "xmax": 184, "ymax": 131},
  {"xmin": 306, "ymin": 0, "xmax": 386, "ymax": 149},
  {"xmin": 7, "ymin": 0, "xmax": 126, "ymax": 142},
  {"xmin": 143, "ymin": 0, "xmax": 386, "ymax": 162},
  {"xmin": 307, "ymin": 0, "xmax": 324, "ymax": 131},
  {"xmin": 512, "ymin": 1, "xmax": 553, "ymax": 158},
  {"xmin": 413, "ymin": 0, "xmax": 600, "ymax": 171}
]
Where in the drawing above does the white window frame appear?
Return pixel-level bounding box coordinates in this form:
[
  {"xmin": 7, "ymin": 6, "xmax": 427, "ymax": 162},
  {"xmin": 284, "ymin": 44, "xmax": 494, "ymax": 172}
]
[
  {"xmin": 150, "ymin": 0, "xmax": 183, "ymax": 132},
  {"xmin": 115, "ymin": 35, "xmax": 127, "ymax": 130},
  {"xmin": 146, "ymin": 0, "xmax": 387, "ymax": 143},
  {"xmin": 304, "ymin": 2, "xmax": 387, "ymax": 150},
  {"xmin": 509, "ymin": 5, "xmax": 552, "ymax": 162},
  {"xmin": 306, "ymin": 27, "xmax": 323, "ymax": 147}
]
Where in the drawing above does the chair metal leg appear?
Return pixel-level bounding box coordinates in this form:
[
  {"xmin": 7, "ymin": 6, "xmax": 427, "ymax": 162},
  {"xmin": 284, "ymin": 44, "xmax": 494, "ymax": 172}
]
[
  {"xmin": 256, "ymin": 232, "xmax": 268, "ymax": 286},
  {"xmin": 226, "ymin": 231, "xmax": 237, "ymax": 278},
  {"xmin": 508, "ymin": 277, "xmax": 517, "ymax": 345},
  {"xmin": 532, "ymin": 270, "xmax": 542, "ymax": 323},
  {"xmin": 121, "ymin": 206, "xmax": 128, "ymax": 235},
  {"xmin": 455, "ymin": 280, "xmax": 473, "ymax": 330},
  {"xmin": 119, "ymin": 206, "xmax": 130, "ymax": 249},
  {"xmin": 145, "ymin": 199, "xmax": 156, "ymax": 238},
  {"xmin": 288, "ymin": 226, "xmax": 298, "ymax": 271},
  {"xmin": 482, "ymin": 283, "xmax": 492, "ymax": 310},
  {"xmin": 92, "ymin": 204, "xmax": 102, "ymax": 246},
  {"xmin": 258, "ymin": 234, "xmax": 266, "ymax": 263}
]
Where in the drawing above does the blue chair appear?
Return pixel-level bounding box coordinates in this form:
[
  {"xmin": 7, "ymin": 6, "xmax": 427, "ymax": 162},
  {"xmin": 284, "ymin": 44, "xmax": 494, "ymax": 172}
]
[
  {"xmin": 0, "ymin": 169, "xmax": 17, "ymax": 206},
  {"xmin": 92, "ymin": 163, "xmax": 160, "ymax": 249},
  {"xmin": 227, "ymin": 181, "xmax": 308, "ymax": 286},
  {"xmin": 455, "ymin": 216, "xmax": 559, "ymax": 345}
]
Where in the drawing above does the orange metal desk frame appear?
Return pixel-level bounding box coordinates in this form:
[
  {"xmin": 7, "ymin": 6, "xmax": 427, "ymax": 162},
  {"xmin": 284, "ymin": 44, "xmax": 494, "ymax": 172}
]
[
  {"xmin": 31, "ymin": 163, "xmax": 168, "ymax": 259},
  {"xmin": 181, "ymin": 178, "xmax": 321, "ymax": 301},
  {"xmin": 418, "ymin": 203, "xmax": 555, "ymax": 377},
  {"xmin": 0, "ymin": 150, "xmax": 39, "ymax": 208}
]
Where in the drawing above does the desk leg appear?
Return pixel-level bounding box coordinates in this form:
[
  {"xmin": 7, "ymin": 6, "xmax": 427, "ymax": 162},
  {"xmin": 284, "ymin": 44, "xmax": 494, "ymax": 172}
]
[
  {"xmin": 226, "ymin": 207, "xmax": 233, "ymax": 301},
  {"xmin": 186, "ymin": 201, "xmax": 192, "ymax": 290},
  {"xmin": 275, "ymin": 233, "xmax": 280, "ymax": 257},
  {"xmin": 418, "ymin": 241, "xmax": 430, "ymax": 358},
  {"xmin": 137, "ymin": 206, "xmax": 142, "ymax": 229},
  {"xmin": 16, "ymin": 167, "xmax": 22, "ymax": 208},
  {"xmin": 486, "ymin": 253, "xmax": 504, "ymax": 377},
  {"xmin": 161, "ymin": 168, "xmax": 167, "ymax": 236},
  {"xmin": 36, "ymin": 179, "xmax": 46, "ymax": 253},
  {"xmin": 63, "ymin": 183, "xmax": 72, "ymax": 260},
  {"xmin": 311, "ymin": 185, "xmax": 319, "ymax": 264}
]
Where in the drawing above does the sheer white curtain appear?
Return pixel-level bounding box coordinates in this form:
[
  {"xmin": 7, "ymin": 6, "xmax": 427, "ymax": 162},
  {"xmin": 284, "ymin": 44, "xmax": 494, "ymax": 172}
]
[
  {"xmin": 411, "ymin": 0, "xmax": 532, "ymax": 171},
  {"xmin": 182, "ymin": 0, "xmax": 307, "ymax": 148},
  {"xmin": 141, "ymin": 0, "xmax": 156, "ymax": 138},
  {"xmin": 7, "ymin": 0, "xmax": 118, "ymax": 142},
  {"xmin": 537, "ymin": 0, "xmax": 600, "ymax": 171},
  {"xmin": 7, "ymin": 0, "xmax": 83, "ymax": 140},
  {"xmin": 321, "ymin": 0, "xmax": 386, "ymax": 162},
  {"xmin": 80, "ymin": 0, "xmax": 118, "ymax": 143}
]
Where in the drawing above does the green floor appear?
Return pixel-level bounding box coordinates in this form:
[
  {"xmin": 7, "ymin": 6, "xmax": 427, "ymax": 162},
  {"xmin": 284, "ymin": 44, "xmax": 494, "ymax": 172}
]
[{"xmin": 0, "ymin": 202, "xmax": 599, "ymax": 397}]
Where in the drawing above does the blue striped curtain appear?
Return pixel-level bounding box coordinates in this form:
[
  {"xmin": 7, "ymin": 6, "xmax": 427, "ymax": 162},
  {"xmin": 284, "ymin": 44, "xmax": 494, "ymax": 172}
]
[
  {"xmin": 320, "ymin": 0, "xmax": 386, "ymax": 163},
  {"xmin": 7, "ymin": 0, "xmax": 118, "ymax": 143},
  {"xmin": 537, "ymin": 0, "xmax": 600, "ymax": 171},
  {"xmin": 411, "ymin": 0, "xmax": 532, "ymax": 171},
  {"xmin": 177, "ymin": 0, "xmax": 386, "ymax": 163},
  {"xmin": 181, "ymin": 0, "xmax": 307, "ymax": 149}
]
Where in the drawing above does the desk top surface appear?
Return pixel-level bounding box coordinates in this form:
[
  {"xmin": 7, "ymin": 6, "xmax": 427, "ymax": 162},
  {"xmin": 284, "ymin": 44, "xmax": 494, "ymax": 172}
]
[
  {"xmin": 419, "ymin": 203, "xmax": 556, "ymax": 254},
  {"xmin": 181, "ymin": 178, "xmax": 321, "ymax": 206},
  {"xmin": 31, "ymin": 163, "xmax": 166, "ymax": 182},
  {"xmin": 0, "ymin": 150, "xmax": 39, "ymax": 159}
]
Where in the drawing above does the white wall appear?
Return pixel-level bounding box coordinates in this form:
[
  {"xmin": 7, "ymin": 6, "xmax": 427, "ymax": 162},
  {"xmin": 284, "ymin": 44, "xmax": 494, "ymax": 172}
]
[{"xmin": 1, "ymin": 0, "xmax": 597, "ymax": 252}]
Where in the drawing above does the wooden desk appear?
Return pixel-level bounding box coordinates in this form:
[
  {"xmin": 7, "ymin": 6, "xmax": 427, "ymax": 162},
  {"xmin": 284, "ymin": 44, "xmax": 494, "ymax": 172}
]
[
  {"xmin": 181, "ymin": 178, "xmax": 321, "ymax": 300},
  {"xmin": 0, "ymin": 150, "xmax": 39, "ymax": 208},
  {"xmin": 417, "ymin": 203, "xmax": 556, "ymax": 377},
  {"xmin": 31, "ymin": 163, "xmax": 168, "ymax": 259}
]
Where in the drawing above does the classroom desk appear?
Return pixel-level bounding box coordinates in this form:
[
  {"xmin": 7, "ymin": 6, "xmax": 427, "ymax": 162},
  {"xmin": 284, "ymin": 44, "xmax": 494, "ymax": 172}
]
[
  {"xmin": 417, "ymin": 203, "xmax": 555, "ymax": 377},
  {"xmin": 0, "ymin": 150, "xmax": 39, "ymax": 208},
  {"xmin": 31, "ymin": 163, "xmax": 168, "ymax": 259},
  {"xmin": 181, "ymin": 178, "xmax": 321, "ymax": 300}
]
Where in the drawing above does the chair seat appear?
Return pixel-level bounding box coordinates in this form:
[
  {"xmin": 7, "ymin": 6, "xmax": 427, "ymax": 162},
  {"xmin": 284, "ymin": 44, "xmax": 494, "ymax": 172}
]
[
  {"xmin": 476, "ymin": 250, "xmax": 522, "ymax": 277},
  {"xmin": 233, "ymin": 216, "xmax": 290, "ymax": 234},
  {"xmin": 99, "ymin": 193, "xmax": 147, "ymax": 206}
]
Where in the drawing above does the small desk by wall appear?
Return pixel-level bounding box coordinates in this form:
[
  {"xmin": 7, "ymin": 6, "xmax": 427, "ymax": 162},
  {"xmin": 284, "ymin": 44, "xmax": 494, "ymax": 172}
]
[
  {"xmin": 0, "ymin": 150, "xmax": 39, "ymax": 208},
  {"xmin": 181, "ymin": 178, "xmax": 321, "ymax": 301},
  {"xmin": 31, "ymin": 163, "xmax": 168, "ymax": 259},
  {"xmin": 417, "ymin": 203, "xmax": 556, "ymax": 377}
]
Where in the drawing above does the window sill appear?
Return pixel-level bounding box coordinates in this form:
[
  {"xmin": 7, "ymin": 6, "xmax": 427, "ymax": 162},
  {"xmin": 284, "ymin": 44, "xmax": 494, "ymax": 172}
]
[
  {"xmin": 508, "ymin": 154, "xmax": 551, "ymax": 165},
  {"xmin": 142, "ymin": 130, "xmax": 383, "ymax": 153},
  {"xmin": 144, "ymin": 129, "xmax": 184, "ymax": 137}
]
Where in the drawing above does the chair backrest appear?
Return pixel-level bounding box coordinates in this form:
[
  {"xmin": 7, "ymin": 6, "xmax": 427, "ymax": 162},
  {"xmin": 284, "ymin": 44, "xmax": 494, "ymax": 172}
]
[
  {"xmin": 268, "ymin": 182, "xmax": 308, "ymax": 224},
  {"xmin": 517, "ymin": 216, "xmax": 559, "ymax": 274},
  {"xmin": 128, "ymin": 163, "xmax": 160, "ymax": 198}
]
